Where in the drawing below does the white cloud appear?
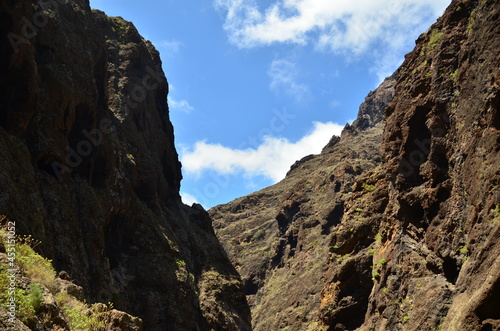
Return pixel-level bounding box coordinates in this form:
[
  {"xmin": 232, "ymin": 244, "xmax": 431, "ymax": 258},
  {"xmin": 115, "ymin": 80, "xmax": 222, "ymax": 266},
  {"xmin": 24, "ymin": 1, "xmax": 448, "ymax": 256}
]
[
  {"xmin": 215, "ymin": 0, "xmax": 451, "ymax": 77},
  {"xmin": 181, "ymin": 121, "xmax": 344, "ymax": 182},
  {"xmin": 215, "ymin": 0, "xmax": 449, "ymax": 50},
  {"xmin": 168, "ymin": 96, "xmax": 195, "ymax": 113},
  {"xmin": 181, "ymin": 192, "xmax": 199, "ymax": 206},
  {"xmin": 268, "ymin": 58, "xmax": 309, "ymax": 102}
]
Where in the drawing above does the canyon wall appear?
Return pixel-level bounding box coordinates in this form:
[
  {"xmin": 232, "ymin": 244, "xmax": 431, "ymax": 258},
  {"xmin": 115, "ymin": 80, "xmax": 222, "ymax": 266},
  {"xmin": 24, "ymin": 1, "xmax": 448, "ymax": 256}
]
[
  {"xmin": 211, "ymin": 0, "xmax": 500, "ymax": 330},
  {"xmin": 0, "ymin": 1, "xmax": 251, "ymax": 330}
]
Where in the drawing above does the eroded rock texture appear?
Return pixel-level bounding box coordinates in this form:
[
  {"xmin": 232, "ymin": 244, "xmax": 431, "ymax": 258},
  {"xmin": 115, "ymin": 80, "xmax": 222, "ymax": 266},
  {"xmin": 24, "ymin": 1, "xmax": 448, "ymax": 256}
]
[
  {"xmin": 210, "ymin": 75, "xmax": 396, "ymax": 330},
  {"xmin": 0, "ymin": 1, "xmax": 250, "ymax": 330},
  {"xmin": 211, "ymin": 0, "xmax": 500, "ymax": 330}
]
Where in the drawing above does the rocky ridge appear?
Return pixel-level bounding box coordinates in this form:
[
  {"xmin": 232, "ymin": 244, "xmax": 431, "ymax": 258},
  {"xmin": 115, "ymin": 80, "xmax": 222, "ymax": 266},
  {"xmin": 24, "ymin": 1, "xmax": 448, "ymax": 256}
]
[
  {"xmin": 210, "ymin": 0, "xmax": 500, "ymax": 330},
  {"xmin": 210, "ymin": 73, "xmax": 396, "ymax": 331},
  {"xmin": 0, "ymin": 0, "xmax": 250, "ymax": 330}
]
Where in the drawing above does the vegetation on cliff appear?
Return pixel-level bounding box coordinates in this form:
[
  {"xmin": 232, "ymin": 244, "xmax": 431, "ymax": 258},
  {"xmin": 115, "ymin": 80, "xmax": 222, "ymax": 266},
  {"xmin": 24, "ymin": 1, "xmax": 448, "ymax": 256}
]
[{"xmin": 0, "ymin": 219, "xmax": 130, "ymax": 330}]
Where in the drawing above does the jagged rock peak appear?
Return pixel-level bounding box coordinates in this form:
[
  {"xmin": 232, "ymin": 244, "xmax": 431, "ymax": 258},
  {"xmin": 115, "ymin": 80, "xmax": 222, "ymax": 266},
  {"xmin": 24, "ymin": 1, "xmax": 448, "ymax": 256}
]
[
  {"xmin": 321, "ymin": 73, "xmax": 396, "ymax": 153},
  {"xmin": 344, "ymin": 73, "xmax": 397, "ymax": 137}
]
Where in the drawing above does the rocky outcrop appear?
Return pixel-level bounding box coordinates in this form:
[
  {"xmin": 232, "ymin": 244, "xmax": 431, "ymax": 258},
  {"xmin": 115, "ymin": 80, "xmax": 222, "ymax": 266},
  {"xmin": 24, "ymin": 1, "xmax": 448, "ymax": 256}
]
[
  {"xmin": 210, "ymin": 75, "xmax": 396, "ymax": 330},
  {"xmin": 367, "ymin": 0, "xmax": 500, "ymax": 329},
  {"xmin": 0, "ymin": 0, "xmax": 250, "ymax": 330},
  {"xmin": 211, "ymin": 0, "xmax": 500, "ymax": 330},
  {"xmin": 339, "ymin": 72, "xmax": 396, "ymax": 141}
]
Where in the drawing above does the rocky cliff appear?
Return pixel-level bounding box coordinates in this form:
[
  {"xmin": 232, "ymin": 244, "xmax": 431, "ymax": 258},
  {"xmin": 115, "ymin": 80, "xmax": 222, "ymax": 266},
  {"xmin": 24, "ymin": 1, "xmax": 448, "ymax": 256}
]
[
  {"xmin": 0, "ymin": 1, "xmax": 250, "ymax": 330},
  {"xmin": 211, "ymin": 0, "xmax": 500, "ymax": 330},
  {"xmin": 210, "ymin": 72, "xmax": 396, "ymax": 331}
]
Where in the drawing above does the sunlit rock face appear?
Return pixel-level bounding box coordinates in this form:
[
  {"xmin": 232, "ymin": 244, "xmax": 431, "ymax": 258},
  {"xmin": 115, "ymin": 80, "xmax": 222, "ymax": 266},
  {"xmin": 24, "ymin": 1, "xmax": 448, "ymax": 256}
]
[{"xmin": 210, "ymin": 0, "xmax": 500, "ymax": 330}]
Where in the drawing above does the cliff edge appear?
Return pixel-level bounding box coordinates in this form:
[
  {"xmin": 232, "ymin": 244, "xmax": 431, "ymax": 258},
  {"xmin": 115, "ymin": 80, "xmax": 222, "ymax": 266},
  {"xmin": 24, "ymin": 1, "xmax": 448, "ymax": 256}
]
[{"xmin": 0, "ymin": 0, "xmax": 251, "ymax": 330}]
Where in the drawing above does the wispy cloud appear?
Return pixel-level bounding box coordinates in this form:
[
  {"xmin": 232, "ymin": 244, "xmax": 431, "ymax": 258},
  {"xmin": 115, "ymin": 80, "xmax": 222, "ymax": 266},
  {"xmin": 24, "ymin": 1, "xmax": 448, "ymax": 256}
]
[
  {"xmin": 214, "ymin": 0, "xmax": 450, "ymax": 78},
  {"xmin": 268, "ymin": 58, "xmax": 309, "ymax": 102},
  {"xmin": 181, "ymin": 121, "xmax": 343, "ymax": 182},
  {"xmin": 159, "ymin": 40, "xmax": 184, "ymax": 54},
  {"xmin": 168, "ymin": 96, "xmax": 195, "ymax": 113}
]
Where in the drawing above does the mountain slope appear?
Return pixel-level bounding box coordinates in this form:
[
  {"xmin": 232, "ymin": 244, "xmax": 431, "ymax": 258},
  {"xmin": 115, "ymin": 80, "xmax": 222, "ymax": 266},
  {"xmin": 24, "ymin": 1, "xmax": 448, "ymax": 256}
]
[
  {"xmin": 210, "ymin": 75, "xmax": 396, "ymax": 330},
  {"xmin": 210, "ymin": 0, "xmax": 500, "ymax": 330},
  {"xmin": 0, "ymin": 1, "xmax": 250, "ymax": 330}
]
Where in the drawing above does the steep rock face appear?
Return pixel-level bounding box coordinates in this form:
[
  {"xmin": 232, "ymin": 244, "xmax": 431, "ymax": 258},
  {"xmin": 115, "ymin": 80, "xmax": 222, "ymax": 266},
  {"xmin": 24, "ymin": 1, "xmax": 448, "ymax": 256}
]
[
  {"xmin": 367, "ymin": 0, "xmax": 500, "ymax": 329},
  {"xmin": 0, "ymin": 1, "xmax": 250, "ymax": 330},
  {"xmin": 211, "ymin": 0, "xmax": 499, "ymax": 330},
  {"xmin": 210, "ymin": 75, "xmax": 396, "ymax": 330}
]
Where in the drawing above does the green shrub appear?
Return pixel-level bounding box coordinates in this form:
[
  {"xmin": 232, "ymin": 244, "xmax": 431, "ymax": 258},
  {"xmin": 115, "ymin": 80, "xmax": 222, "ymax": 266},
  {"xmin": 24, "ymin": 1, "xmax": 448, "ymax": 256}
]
[
  {"xmin": 428, "ymin": 29, "xmax": 443, "ymax": 48},
  {"xmin": 175, "ymin": 259, "xmax": 187, "ymax": 268},
  {"xmin": 29, "ymin": 283, "xmax": 44, "ymax": 311},
  {"xmin": 56, "ymin": 292, "xmax": 113, "ymax": 331},
  {"xmin": 109, "ymin": 16, "xmax": 130, "ymax": 37},
  {"xmin": 15, "ymin": 287, "xmax": 35, "ymax": 322},
  {"xmin": 362, "ymin": 183, "xmax": 376, "ymax": 192},
  {"xmin": 16, "ymin": 237, "xmax": 56, "ymax": 292},
  {"xmin": 1, "ymin": 225, "xmax": 114, "ymax": 328},
  {"xmin": 422, "ymin": 28, "xmax": 443, "ymax": 55},
  {"xmin": 0, "ymin": 262, "xmax": 36, "ymax": 323},
  {"xmin": 378, "ymin": 258, "xmax": 387, "ymax": 266},
  {"xmin": 450, "ymin": 69, "xmax": 459, "ymax": 83},
  {"xmin": 467, "ymin": 10, "xmax": 477, "ymax": 34}
]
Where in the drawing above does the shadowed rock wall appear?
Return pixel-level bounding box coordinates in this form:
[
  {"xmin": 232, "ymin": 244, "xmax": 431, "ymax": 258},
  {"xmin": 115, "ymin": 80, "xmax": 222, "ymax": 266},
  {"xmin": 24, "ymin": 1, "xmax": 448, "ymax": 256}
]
[{"xmin": 0, "ymin": 1, "xmax": 251, "ymax": 330}]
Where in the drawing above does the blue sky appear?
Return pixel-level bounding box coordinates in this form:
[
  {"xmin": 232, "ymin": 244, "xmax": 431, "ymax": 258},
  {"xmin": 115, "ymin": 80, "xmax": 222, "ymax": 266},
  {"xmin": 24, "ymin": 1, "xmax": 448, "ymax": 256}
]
[{"xmin": 89, "ymin": 0, "xmax": 451, "ymax": 208}]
